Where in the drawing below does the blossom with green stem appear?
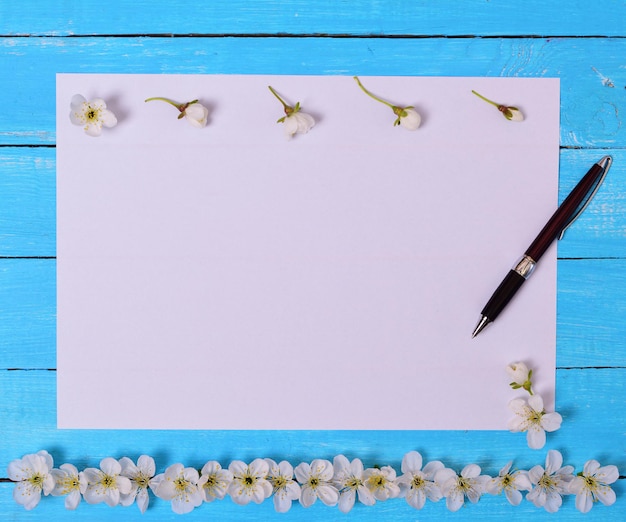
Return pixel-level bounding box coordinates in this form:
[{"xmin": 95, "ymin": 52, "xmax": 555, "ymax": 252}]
[
  {"xmin": 472, "ymin": 90, "xmax": 524, "ymax": 121},
  {"xmin": 507, "ymin": 361, "xmax": 534, "ymax": 395},
  {"xmin": 145, "ymin": 97, "xmax": 209, "ymax": 128},
  {"xmin": 268, "ymin": 86, "xmax": 315, "ymax": 138},
  {"xmin": 353, "ymin": 76, "xmax": 421, "ymax": 130}
]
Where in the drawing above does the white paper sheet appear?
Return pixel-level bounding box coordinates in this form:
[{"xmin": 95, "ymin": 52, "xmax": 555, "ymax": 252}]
[{"xmin": 56, "ymin": 74, "xmax": 560, "ymax": 429}]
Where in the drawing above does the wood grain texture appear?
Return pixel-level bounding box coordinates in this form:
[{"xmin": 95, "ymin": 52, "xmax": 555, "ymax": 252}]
[
  {"xmin": 1, "ymin": 0, "xmax": 625, "ymax": 37},
  {"xmin": 0, "ymin": 37, "xmax": 625, "ymax": 146},
  {"xmin": 1, "ymin": 0, "xmax": 625, "ymax": 519}
]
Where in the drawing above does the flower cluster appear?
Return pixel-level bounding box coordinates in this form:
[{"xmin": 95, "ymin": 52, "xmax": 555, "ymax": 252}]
[
  {"xmin": 8, "ymin": 450, "xmax": 618, "ymax": 514},
  {"xmin": 506, "ymin": 362, "xmax": 563, "ymax": 449}
]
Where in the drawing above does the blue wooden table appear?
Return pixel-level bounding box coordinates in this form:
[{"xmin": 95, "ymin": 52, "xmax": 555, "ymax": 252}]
[{"xmin": 1, "ymin": 1, "xmax": 624, "ymax": 520}]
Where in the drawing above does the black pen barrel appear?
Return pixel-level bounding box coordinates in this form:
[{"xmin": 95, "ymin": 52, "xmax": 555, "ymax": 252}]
[
  {"xmin": 526, "ymin": 163, "xmax": 604, "ymax": 261},
  {"xmin": 480, "ymin": 269, "xmax": 526, "ymax": 322}
]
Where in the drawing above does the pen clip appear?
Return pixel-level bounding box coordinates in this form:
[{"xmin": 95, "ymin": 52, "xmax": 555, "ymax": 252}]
[{"xmin": 557, "ymin": 162, "xmax": 609, "ymax": 241}]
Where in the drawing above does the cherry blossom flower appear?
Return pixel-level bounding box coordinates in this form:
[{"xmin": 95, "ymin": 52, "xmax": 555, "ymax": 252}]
[
  {"xmin": 7, "ymin": 450, "xmax": 55, "ymax": 510},
  {"xmin": 227, "ymin": 459, "xmax": 272, "ymax": 506},
  {"xmin": 506, "ymin": 361, "xmax": 533, "ymax": 394},
  {"xmin": 145, "ymin": 97, "xmax": 209, "ymax": 128},
  {"xmin": 508, "ymin": 394, "xmax": 562, "ymax": 449},
  {"xmin": 526, "ymin": 450, "xmax": 574, "ymax": 513},
  {"xmin": 486, "ymin": 461, "xmax": 532, "ymax": 506},
  {"xmin": 395, "ymin": 451, "xmax": 444, "ymax": 509},
  {"xmin": 70, "ymin": 95, "xmax": 118, "ymax": 137},
  {"xmin": 362, "ymin": 465, "xmax": 400, "ymax": 501},
  {"xmin": 354, "ymin": 76, "xmax": 421, "ymax": 130},
  {"xmin": 82, "ymin": 457, "xmax": 132, "ymax": 507},
  {"xmin": 197, "ymin": 460, "xmax": 233, "ymax": 504},
  {"xmin": 569, "ymin": 459, "xmax": 619, "ymax": 513},
  {"xmin": 294, "ymin": 459, "xmax": 339, "ymax": 507},
  {"xmin": 331, "ymin": 455, "xmax": 375, "ymax": 513},
  {"xmin": 152, "ymin": 463, "xmax": 203, "ymax": 514},
  {"xmin": 268, "ymin": 86, "xmax": 315, "ymax": 139},
  {"xmin": 264, "ymin": 458, "xmax": 301, "ymax": 513},
  {"xmin": 50, "ymin": 463, "xmax": 85, "ymax": 510},
  {"xmin": 436, "ymin": 464, "xmax": 490, "ymax": 512},
  {"xmin": 119, "ymin": 455, "xmax": 155, "ymax": 514},
  {"xmin": 472, "ymin": 90, "xmax": 524, "ymax": 121}
]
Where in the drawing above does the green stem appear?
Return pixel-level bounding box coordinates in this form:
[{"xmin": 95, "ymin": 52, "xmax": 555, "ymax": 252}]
[
  {"xmin": 268, "ymin": 86, "xmax": 289, "ymax": 111},
  {"xmin": 471, "ymin": 90, "xmax": 499, "ymax": 108},
  {"xmin": 354, "ymin": 76, "xmax": 394, "ymax": 109},
  {"xmin": 145, "ymin": 97, "xmax": 181, "ymax": 108}
]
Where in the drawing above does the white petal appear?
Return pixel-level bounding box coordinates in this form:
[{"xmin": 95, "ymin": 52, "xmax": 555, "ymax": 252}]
[
  {"xmin": 575, "ymin": 489, "xmax": 594, "ymax": 513},
  {"xmin": 446, "ymin": 489, "xmax": 464, "ymax": 512},
  {"xmin": 401, "ymin": 451, "xmax": 423, "ymax": 473},
  {"xmin": 100, "ymin": 109, "xmax": 118, "ymax": 128},
  {"xmin": 136, "ymin": 488, "xmax": 149, "ymax": 514},
  {"xmin": 596, "ymin": 485, "xmax": 616, "ymax": 506},
  {"xmin": 595, "ymin": 464, "xmax": 619, "ymax": 484},
  {"xmin": 300, "ymin": 486, "xmax": 317, "ymax": 507},
  {"xmin": 70, "ymin": 94, "xmax": 87, "ymax": 110},
  {"xmin": 316, "ymin": 484, "xmax": 339, "ymax": 506},
  {"xmin": 505, "ymin": 488, "xmax": 523, "ymax": 506},
  {"xmin": 248, "ymin": 458, "xmax": 269, "ymax": 478},
  {"xmin": 461, "ymin": 464, "xmax": 481, "ymax": 478},
  {"xmin": 528, "ymin": 394, "xmax": 545, "ymax": 412},
  {"xmin": 274, "ymin": 492, "xmax": 293, "ymax": 512},
  {"xmin": 400, "ymin": 108, "xmax": 421, "ymax": 130},
  {"xmin": 527, "ymin": 425, "xmax": 547, "ymax": 449},
  {"xmin": 545, "ymin": 450, "xmax": 563, "ymax": 473},
  {"xmin": 338, "ymin": 489, "xmax": 356, "ymax": 513},
  {"xmin": 65, "ymin": 490, "xmax": 82, "ymax": 510},
  {"xmin": 541, "ymin": 411, "xmax": 562, "ymax": 432}
]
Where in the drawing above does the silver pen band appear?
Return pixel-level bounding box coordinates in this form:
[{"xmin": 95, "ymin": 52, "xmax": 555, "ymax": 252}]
[{"xmin": 513, "ymin": 255, "xmax": 536, "ymax": 279}]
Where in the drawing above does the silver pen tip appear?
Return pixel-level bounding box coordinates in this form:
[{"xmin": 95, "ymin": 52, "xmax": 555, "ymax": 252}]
[
  {"xmin": 472, "ymin": 316, "xmax": 490, "ymax": 338},
  {"xmin": 598, "ymin": 156, "xmax": 612, "ymax": 171}
]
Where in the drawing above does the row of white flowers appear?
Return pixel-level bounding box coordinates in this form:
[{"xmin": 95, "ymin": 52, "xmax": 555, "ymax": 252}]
[
  {"xmin": 8, "ymin": 449, "xmax": 618, "ymax": 515},
  {"xmin": 71, "ymin": 78, "xmax": 522, "ymax": 138}
]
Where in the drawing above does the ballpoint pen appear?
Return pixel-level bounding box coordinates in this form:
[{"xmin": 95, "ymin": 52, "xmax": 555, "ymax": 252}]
[{"xmin": 472, "ymin": 156, "xmax": 612, "ymax": 338}]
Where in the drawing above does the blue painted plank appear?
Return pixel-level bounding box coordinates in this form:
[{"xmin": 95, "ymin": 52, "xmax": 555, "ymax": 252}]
[
  {"xmin": 0, "ymin": 37, "xmax": 624, "ymax": 146},
  {"xmin": 0, "ymin": 148, "xmax": 55, "ymax": 257},
  {"xmin": 1, "ymin": 369, "xmax": 624, "ymax": 519},
  {"xmin": 1, "ymin": 0, "xmax": 625, "ymax": 37}
]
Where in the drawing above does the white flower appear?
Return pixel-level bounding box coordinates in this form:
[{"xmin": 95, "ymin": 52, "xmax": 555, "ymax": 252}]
[
  {"xmin": 395, "ymin": 451, "xmax": 444, "ymax": 509},
  {"xmin": 70, "ymin": 94, "xmax": 117, "ymax": 137},
  {"xmin": 397, "ymin": 107, "xmax": 422, "ymax": 130},
  {"xmin": 506, "ymin": 361, "xmax": 533, "ymax": 393},
  {"xmin": 294, "ymin": 459, "xmax": 339, "ymax": 507},
  {"xmin": 82, "ymin": 457, "xmax": 132, "ymax": 507},
  {"xmin": 268, "ymin": 86, "xmax": 315, "ymax": 139},
  {"xmin": 181, "ymin": 101, "xmax": 209, "ymax": 128},
  {"xmin": 331, "ymin": 455, "xmax": 375, "ymax": 513},
  {"xmin": 486, "ymin": 461, "xmax": 532, "ymax": 506},
  {"xmin": 265, "ymin": 459, "xmax": 301, "ymax": 513},
  {"xmin": 7, "ymin": 450, "xmax": 55, "ymax": 510},
  {"xmin": 508, "ymin": 394, "xmax": 562, "ymax": 449},
  {"xmin": 227, "ymin": 459, "xmax": 272, "ymax": 506},
  {"xmin": 471, "ymin": 90, "xmax": 524, "ymax": 122},
  {"xmin": 436, "ymin": 464, "xmax": 490, "ymax": 512},
  {"xmin": 526, "ymin": 449, "xmax": 574, "ymax": 513},
  {"xmin": 119, "ymin": 455, "xmax": 155, "ymax": 514},
  {"xmin": 362, "ymin": 465, "xmax": 400, "ymax": 501},
  {"xmin": 144, "ymin": 97, "xmax": 209, "ymax": 128},
  {"xmin": 569, "ymin": 459, "xmax": 619, "ymax": 513},
  {"xmin": 354, "ymin": 76, "xmax": 421, "ymax": 130},
  {"xmin": 197, "ymin": 461, "xmax": 233, "ymax": 504},
  {"xmin": 50, "ymin": 463, "xmax": 85, "ymax": 510},
  {"xmin": 153, "ymin": 463, "xmax": 203, "ymax": 514},
  {"xmin": 282, "ymin": 110, "xmax": 315, "ymax": 138}
]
